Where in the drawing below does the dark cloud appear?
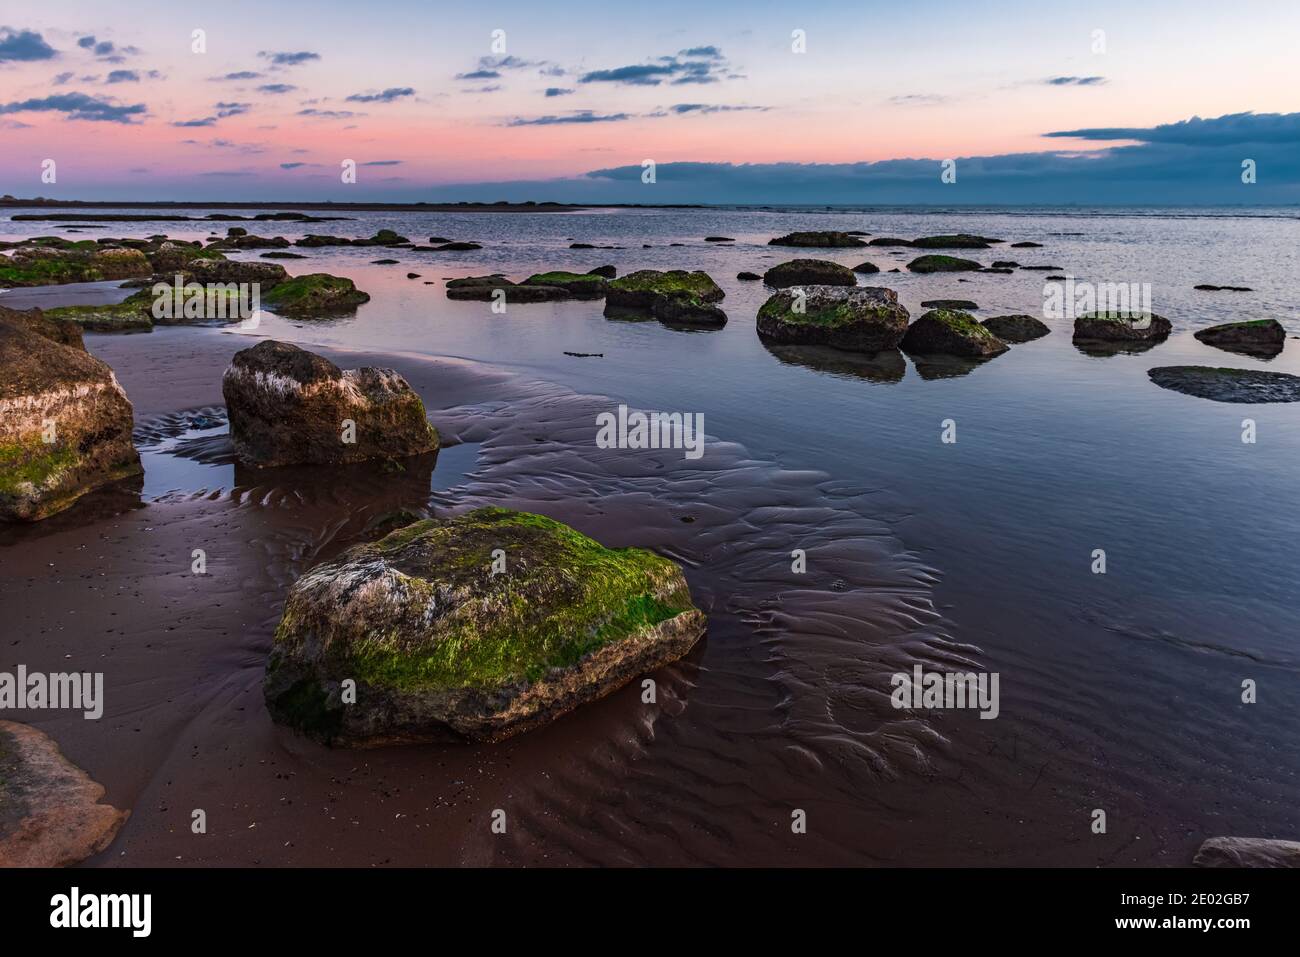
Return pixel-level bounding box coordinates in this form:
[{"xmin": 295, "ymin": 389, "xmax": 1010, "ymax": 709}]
[
  {"xmin": 0, "ymin": 91, "xmax": 146, "ymax": 123},
  {"xmin": 456, "ymin": 69, "xmax": 500, "ymax": 80},
  {"xmin": 507, "ymin": 111, "xmax": 630, "ymax": 126},
  {"xmin": 257, "ymin": 83, "xmax": 296, "ymax": 94},
  {"xmin": 172, "ymin": 116, "xmax": 217, "ymax": 127},
  {"xmin": 215, "ymin": 71, "xmax": 262, "ymax": 81},
  {"xmin": 52, "ymin": 71, "xmax": 74, "ymax": 85},
  {"xmin": 1045, "ymin": 111, "xmax": 1300, "ymax": 145},
  {"xmin": 580, "ymin": 47, "xmax": 731, "ymax": 86},
  {"xmin": 359, "ymin": 160, "xmax": 402, "ymax": 166},
  {"xmin": 259, "ymin": 50, "xmax": 320, "ymax": 67},
  {"xmin": 670, "ymin": 103, "xmax": 767, "ymax": 114},
  {"xmin": 215, "ymin": 101, "xmax": 249, "ymax": 117},
  {"xmin": 1045, "ymin": 76, "xmax": 1106, "ymax": 86},
  {"xmin": 0, "ymin": 27, "xmax": 56, "ymax": 62},
  {"xmin": 106, "ymin": 69, "xmax": 139, "ymax": 83},
  {"xmin": 679, "ymin": 45, "xmax": 723, "ymax": 59},
  {"xmin": 297, "ymin": 108, "xmax": 358, "ymax": 119},
  {"xmin": 345, "ymin": 87, "xmax": 415, "ymax": 103},
  {"xmin": 544, "ymin": 87, "xmax": 573, "ymax": 97}
]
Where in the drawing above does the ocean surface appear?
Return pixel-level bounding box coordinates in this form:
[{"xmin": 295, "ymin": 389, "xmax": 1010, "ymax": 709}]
[{"xmin": 2, "ymin": 205, "xmax": 1298, "ymax": 865}]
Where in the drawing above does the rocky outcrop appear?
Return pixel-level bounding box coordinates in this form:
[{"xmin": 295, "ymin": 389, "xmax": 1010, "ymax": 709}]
[
  {"xmin": 868, "ymin": 237, "xmax": 914, "ymax": 247},
  {"xmin": 1073, "ymin": 311, "xmax": 1172, "ymax": 342},
  {"xmin": 261, "ymin": 273, "xmax": 370, "ymax": 317},
  {"xmin": 604, "ymin": 270, "xmax": 725, "ymax": 325},
  {"xmin": 900, "ymin": 309, "xmax": 1009, "ymax": 357},
  {"xmin": 981, "ymin": 314, "xmax": 1050, "ymax": 343},
  {"xmin": 263, "ymin": 506, "xmax": 707, "ymax": 744},
  {"xmin": 756, "ymin": 285, "xmax": 909, "ymax": 352},
  {"xmin": 521, "ymin": 271, "xmax": 609, "ymax": 298},
  {"xmin": 1147, "ymin": 366, "xmax": 1300, "ymax": 403},
  {"xmin": 0, "ymin": 307, "xmax": 141, "ymax": 521},
  {"xmin": 222, "ymin": 340, "xmax": 439, "ymax": 467},
  {"xmin": 911, "ymin": 234, "xmax": 999, "ymax": 249},
  {"xmin": 907, "ymin": 255, "xmax": 983, "ymax": 273},
  {"xmin": 768, "ymin": 231, "xmax": 867, "ymax": 248},
  {"xmin": 762, "ymin": 259, "xmax": 856, "ymax": 288},
  {"xmin": 0, "ymin": 721, "xmax": 128, "ymax": 866},
  {"xmin": 1193, "ymin": 319, "xmax": 1285, "ymax": 356},
  {"xmin": 0, "ymin": 244, "xmax": 151, "ymax": 287},
  {"xmin": 1194, "ymin": 837, "xmax": 1300, "ymax": 867},
  {"xmin": 445, "ymin": 276, "xmax": 567, "ymax": 303},
  {"xmin": 185, "ymin": 258, "xmax": 288, "ymax": 288}
]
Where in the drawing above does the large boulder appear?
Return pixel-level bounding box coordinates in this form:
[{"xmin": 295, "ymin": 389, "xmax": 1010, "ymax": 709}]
[
  {"xmin": 0, "ymin": 307, "xmax": 141, "ymax": 521},
  {"xmin": 756, "ymin": 285, "xmax": 909, "ymax": 352},
  {"xmin": 0, "ymin": 721, "xmax": 128, "ymax": 866},
  {"xmin": 604, "ymin": 270, "xmax": 725, "ymax": 324},
  {"xmin": 185, "ymin": 257, "xmax": 288, "ymax": 288},
  {"xmin": 0, "ymin": 245, "xmax": 151, "ymax": 287},
  {"xmin": 982, "ymin": 314, "xmax": 1050, "ymax": 343},
  {"xmin": 762, "ymin": 259, "xmax": 856, "ymax": 288},
  {"xmin": 768, "ymin": 231, "xmax": 866, "ymax": 248},
  {"xmin": 1194, "ymin": 837, "xmax": 1300, "ymax": 867},
  {"xmin": 222, "ymin": 340, "xmax": 438, "ymax": 467},
  {"xmin": 1193, "ymin": 319, "xmax": 1285, "ymax": 356},
  {"xmin": 1073, "ymin": 311, "xmax": 1172, "ymax": 342},
  {"xmin": 261, "ymin": 273, "xmax": 370, "ymax": 317},
  {"xmin": 901, "ymin": 309, "xmax": 1009, "ymax": 358},
  {"xmin": 906, "ymin": 254, "xmax": 983, "ymax": 273},
  {"xmin": 264, "ymin": 506, "xmax": 707, "ymax": 744}
]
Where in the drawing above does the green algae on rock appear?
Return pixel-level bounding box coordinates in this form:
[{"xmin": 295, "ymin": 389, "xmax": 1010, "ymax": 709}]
[
  {"xmin": 603, "ymin": 269, "xmax": 725, "ymax": 325},
  {"xmin": 906, "ymin": 254, "xmax": 983, "ymax": 273},
  {"xmin": 0, "ymin": 306, "xmax": 142, "ymax": 521},
  {"xmin": 222, "ymin": 339, "xmax": 439, "ymax": 467},
  {"xmin": 901, "ymin": 309, "xmax": 1009, "ymax": 358},
  {"xmin": 264, "ymin": 506, "xmax": 707, "ymax": 744},
  {"xmin": 261, "ymin": 273, "xmax": 370, "ymax": 317},
  {"xmin": 0, "ymin": 245, "xmax": 151, "ymax": 287},
  {"xmin": 521, "ymin": 271, "xmax": 609, "ymax": 298},
  {"xmin": 1072, "ymin": 311, "xmax": 1172, "ymax": 342},
  {"xmin": 756, "ymin": 285, "xmax": 909, "ymax": 353},
  {"xmin": 762, "ymin": 259, "xmax": 856, "ymax": 288}
]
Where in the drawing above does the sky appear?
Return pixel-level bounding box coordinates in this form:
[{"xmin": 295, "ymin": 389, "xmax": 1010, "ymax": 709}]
[{"xmin": 1, "ymin": 0, "xmax": 1298, "ymax": 204}]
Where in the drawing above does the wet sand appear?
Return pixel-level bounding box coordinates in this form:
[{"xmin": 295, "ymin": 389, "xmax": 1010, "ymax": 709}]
[{"xmin": 0, "ymin": 323, "xmax": 1193, "ymax": 866}]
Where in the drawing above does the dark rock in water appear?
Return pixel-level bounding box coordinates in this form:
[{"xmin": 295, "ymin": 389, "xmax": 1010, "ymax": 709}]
[
  {"xmin": 1010, "ymin": 241, "xmax": 1043, "ymax": 248},
  {"xmin": 763, "ymin": 342, "xmax": 906, "ymax": 383},
  {"xmin": 845, "ymin": 230, "xmax": 870, "ymax": 236},
  {"xmin": 263, "ymin": 506, "xmax": 707, "ymax": 744},
  {"xmin": 763, "ymin": 259, "xmax": 857, "ymax": 288},
  {"xmin": 428, "ymin": 236, "xmax": 453, "ymax": 244},
  {"xmin": 901, "ymin": 309, "xmax": 1008, "ymax": 358},
  {"xmin": 587, "ymin": 265, "xmax": 617, "ymax": 279},
  {"xmin": 907, "ymin": 254, "xmax": 982, "ymax": 273},
  {"xmin": 296, "ymin": 234, "xmax": 355, "ymax": 247},
  {"xmin": 1148, "ymin": 366, "xmax": 1300, "ymax": 403},
  {"xmin": 222, "ymin": 339, "xmax": 439, "ymax": 467},
  {"xmin": 261, "ymin": 251, "xmax": 307, "ymax": 259},
  {"xmin": 768, "ymin": 231, "xmax": 867, "ymax": 248},
  {"xmin": 227, "ymin": 227, "xmax": 248, "ymax": 237},
  {"xmin": 1194, "ymin": 319, "xmax": 1285, "ymax": 357},
  {"xmin": 1020, "ymin": 265, "xmax": 1063, "ymax": 271},
  {"xmin": 1046, "ymin": 275, "xmax": 1067, "ymax": 281},
  {"xmin": 921, "ymin": 299, "xmax": 978, "ymax": 310},
  {"xmin": 523, "ymin": 271, "xmax": 608, "ymax": 298},
  {"xmin": 757, "ymin": 285, "xmax": 909, "ymax": 353},
  {"xmin": 262, "ymin": 274, "xmax": 371, "ymax": 317},
  {"xmin": 1194, "ymin": 837, "xmax": 1300, "ymax": 867},
  {"xmin": 704, "ymin": 236, "xmax": 735, "ymax": 242},
  {"xmin": 852, "ymin": 261, "xmax": 880, "ymax": 274},
  {"xmin": 0, "ymin": 306, "xmax": 142, "ymax": 520},
  {"xmin": 445, "ymin": 277, "xmax": 565, "ymax": 303},
  {"xmin": 0, "ymin": 721, "xmax": 128, "ymax": 866},
  {"xmin": 433, "ymin": 241, "xmax": 482, "ymax": 251},
  {"xmin": 737, "ymin": 271, "xmax": 762, "ymax": 281},
  {"xmin": 981, "ymin": 267, "xmax": 1013, "ymax": 274},
  {"xmin": 0, "ymin": 305, "xmax": 86, "ymax": 350},
  {"xmin": 604, "ymin": 270, "xmax": 725, "ymax": 324},
  {"xmin": 570, "ymin": 242, "xmax": 596, "ymax": 249},
  {"xmin": 564, "ymin": 351, "xmax": 603, "ymax": 358},
  {"xmin": 217, "ymin": 234, "xmax": 292, "ymax": 250},
  {"xmin": 1073, "ymin": 311, "xmax": 1172, "ymax": 343},
  {"xmin": 1194, "ymin": 284, "xmax": 1253, "ymax": 292},
  {"xmin": 992, "ymin": 260, "xmax": 1020, "ymax": 268},
  {"xmin": 911, "ymin": 234, "xmax": 998, "ymax": 249},
  {"xmin": 982, "ymin": 314, "xmax": 1050, "ymax": 343},
  {"xmin": 868, "ymin": 237, "xmax": 915, "ymax": 247},
  {"xmin": 187, "ymin": 258, "xmax": 289, "ymax": 288},
  {"xmin": 372, "ymin": 258, "xmax": 400, "ymax": 265}
]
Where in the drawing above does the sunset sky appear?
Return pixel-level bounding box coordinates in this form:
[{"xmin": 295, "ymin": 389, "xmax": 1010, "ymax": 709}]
[{"xmin": 2, "ymin": 0, "xmax": 1298, "ymax": 203}]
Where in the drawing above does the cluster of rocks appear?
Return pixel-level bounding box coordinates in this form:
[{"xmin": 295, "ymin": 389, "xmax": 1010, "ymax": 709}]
[
  {"xmin": 297, "ymin": 231, "xmax": 481, "ymax": 252},
  {"xmin": 446, "ymin": 267, "xmax": 615, "ymax": 303}
]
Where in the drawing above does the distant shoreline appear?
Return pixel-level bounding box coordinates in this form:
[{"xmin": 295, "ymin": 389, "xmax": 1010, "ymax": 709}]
[{"xmin": 0, "ymin": 199, "xmax": 704, "ymax": 214}]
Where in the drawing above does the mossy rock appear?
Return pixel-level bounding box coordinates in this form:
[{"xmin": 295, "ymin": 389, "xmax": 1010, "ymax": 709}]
[
  {"xmin": 901, "ymin": 309, "xmax": 1009, "ymax": 357},
  {"xmin": 757, "ymin": 285, "xmax": 909, "ymax": 352},
  {"xmin": 262, "ymin": 273, "xmax": 370, "ymax": 317},
  {"xmin": 45, "ymin": 299, "xmax": 154, "ymax": 333},
  {"xmin": 522, "ymin": 271, "xmax": 609, "ymax": 298},
  {"xmin": 1073, "ymin": 311, "xmax": 1172, "ymax": 342},
  {"xmin": 910, "ymin": 234, "xmax": 1000, "ymax": 249},
  {"xmin": 603, "ymin": 270, "xmax": 724, "ymax": 324},
  {"xmin": 906, "ymin": 254, "xmax": 983, "ymax": 274},
  {"xmin": 981, "ymin": 314, "xmax": 1050, "ymax": 343},
  {"xmin": 762, "ymin": 259, "xmax": 856, "ymax": 288},
  {"xmin": 0, "ymin": 246, "xmax": 151, "ymax": 287},
  {"xmin": 263, "ymin": 506, "xmax": 707, "ymax": 744},
  {"xmin": 767, "ymin": 231, "xmax": 867, "ymax": 248}
]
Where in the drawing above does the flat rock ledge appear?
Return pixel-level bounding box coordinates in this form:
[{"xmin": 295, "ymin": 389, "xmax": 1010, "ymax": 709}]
[
  {"xmin": 264, "ymin": 507, "xmax": 707, "ymax": 744},
  {"xmin": 1148, "ymin": 366, "xmax": 1300, "ymax": 403},
  {"xmin": 0, "ymin": 721, "xmax": 128, "ymax": 867},
  {"xmin": 1194, "ymin": 837, "xmax": 1300, "ymax": 868},
  {"xmin": 222, "ymin": 340, "xmax": 439, "ymax": 467}
]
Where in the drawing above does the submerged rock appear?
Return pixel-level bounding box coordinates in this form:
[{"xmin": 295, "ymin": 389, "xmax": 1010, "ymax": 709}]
[
  {"xmin": 1194, "ymin": 837, "xmax": 1300, "ymax": 867},
  {"xmin": 222, "ymin": 340, "xmax": 439, "ymax": 467},
  {"xmin": 911, "ymin": 234, "xmax": 998, "ymax": 249},
  {"xmin": 0, "ymin": 307, "xmax": 142, "ymax": 521},
  {"xmin": 921, "ymin": 299, "xmax": 978, "ymax": 310},
  {"xmin": 604, "ymin": 270, "xmax": 725, "ymax": 324},
  {"xmin": 901, "ymin": 309, "xmax": 1009, "ymax": 358},
  {"xmin": 0, "ymin": 721, "xmax": 128, "ymax": 866},
  {"xmin": 906, "ymin": 254, "xmax": 983, "ymax": 273},
  {"xmin": 1010, "ymin": 241, "xmax": 1043, "ymax": 248},
  {"xmin": 768, "ymin": 231, "xmax": 867, "ymax": 248},
  {"xmin": 981, "ymin": 314, "xmax": 1050, "ymax": 343},
  {"xmin": 1194, "ymin": 284, "xmax": 1253, "ymax": 292},
  {"xmin": 763, "ymin": 259, "xmax": 856, "ymax": 288},
  {"xmin": 1148, "ymin": 366, "xmax": 1300, "ymax": 403},
  {"xmin": 756, "ymin": 285, "xmax": 909, "ymax": 352},
  {"xmin": 1193, "ymin": 319, "xmax": 1285, "ymax": 356},
  {"xmin": 261, "ymin": 273, "xmax": 370, "ymax": 317},
  {"xmin": 264, "ymin": 506, "xmax": 707, "ymax": 744},
  {"xmin": 1073, "ymin": 311, "xmax": 1172, "ymax": 342}
]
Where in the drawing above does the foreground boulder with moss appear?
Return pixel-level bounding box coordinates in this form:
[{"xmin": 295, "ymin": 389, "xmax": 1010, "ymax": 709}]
[
  {"xmin": 756, "ymin": 285, "xmax": 909, "ymax": 353},
  {"xmin": 907, "ymin": 254, "xmax": 984, "ymax": 273},
  {"xmin": 604, "ymin": 269, "xmax": 725, "ymax": 325},
  {"xmin": 0, "ymin": 721, "xmax": 128, "ymax": 866},
  {"xmin": 0, "ymin": 307, "xmax": 141, "ymax": 521},
  {"xmin": 222, "ymin": 340, "xmax": 439, "ymax": 467},
  {"xmin": 264, "ymin": 507, "xmax": 707, "ymax": 744},
  {"xmin": 901, "ymin": 309, "xmax": 1009, "ymax": 357}
]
